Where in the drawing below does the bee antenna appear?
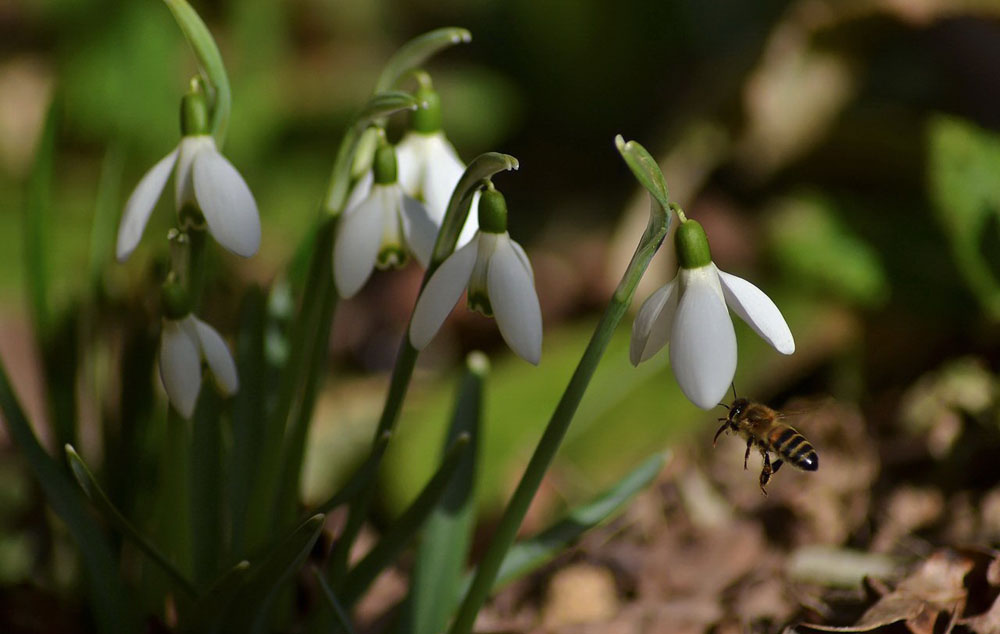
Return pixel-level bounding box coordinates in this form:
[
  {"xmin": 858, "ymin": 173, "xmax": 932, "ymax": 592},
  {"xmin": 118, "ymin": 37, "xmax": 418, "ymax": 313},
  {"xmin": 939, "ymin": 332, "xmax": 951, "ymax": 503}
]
[
  {"xmin": 731, "ymin": 383, "xmax": 738, "ymax": 400},
  {"xmin": 718, "ymin": 402, "xmax": 729, "ymax": 410}
]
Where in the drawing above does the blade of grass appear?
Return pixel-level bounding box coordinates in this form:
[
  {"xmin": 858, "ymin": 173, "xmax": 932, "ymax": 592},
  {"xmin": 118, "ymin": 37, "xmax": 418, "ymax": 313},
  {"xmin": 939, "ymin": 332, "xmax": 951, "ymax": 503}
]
[
  {"xmin": 184, "ymin": 560, "xmax": 250, "ymax": 634},
  {"xmin": 339, "ymin": 433, "xmax": 470, "ymax": 606},
  {"xmin": 407, "ymin": 353, "xmax": 486, "ymax": 634},
  {"xmin": 65, "ymin": 445, "xmax": 198, "ymax": 600},
  {"xmin": 230, "ymin": 286, "xmax": 267, "ymax": 558},
  {"xmin": 244, "ymin": 217, "xmax": 334, "ymax": 551},
  {"xmin": 191, "ymin": 391, "xmax": 224, "ymax": 585},
  {"xmin": 479, "ymin": 452, "xmax": 666, "ymax": 591},
  {"xmin": 24, "ymin": 98, "xmax": 55, "ymax": 340},
  {"xmin": 0, "ymin": 364, "xmax": 137, "ymax": 634},
  {"xmin": 222, "ymin": 514, "xmax": 325, "ymax": 634},
  {"xmin": 311, "ymin": 566, "xmax": 357, "ymax": 634}
]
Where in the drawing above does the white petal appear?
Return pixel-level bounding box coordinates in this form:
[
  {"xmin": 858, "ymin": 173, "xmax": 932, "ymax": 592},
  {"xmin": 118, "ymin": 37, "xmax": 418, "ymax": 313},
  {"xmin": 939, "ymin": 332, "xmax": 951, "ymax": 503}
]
[
  {"xmin": 192, "ymin": 317, "xmax": 239, "ymax": 395},
  {"xmin": 718, "ymin": 269, "xmax": 795, "ymax": 355},
  {"xmin": 409, "ymin": 238, "xmax": 479, "ymax": 349},
  {"xmin": 159, "ymin": 318, "xmax": 202, "ymax": 418},
  {"xmin": 669, "ymin": 267, "xmax": 737, "ymax": 410},
  {"xmin": 457, "ymin": 191, "xmax": 482, "ymax": 248},
  {"xmin": 488, "ymin": 235, "xmax": 543, "ymax": 364},
  {"xmin": 116, "ymin": 148, "xmax": 178, "ymax": 261},
  {"xmin": 421, "ymin": 133, "xmax": 466, "ymax": 223},
  {"xmin": 399, "ymin": 193, "xmax": 439, "ymax": 268},
  {"xmin": 339, "ymin": 170, "xmax": 373, "ymax": 215},
  {"xmin": 629, "ymin": 280, "xmax": 678, "ymax": 366},
  {"xmin": 394, "ymin": 132, "xmax": 426, "ymax": 197},
  {"xmin": 192, "ymin": 145, "xmax": 262, "ymax": 257},
  {"xmin": 175, "ymin": 136, "xmax": 214, "ymax": 209},
  {"xmin": 333, "ymin": 190, "xmax": 385, "ymax": 298}
]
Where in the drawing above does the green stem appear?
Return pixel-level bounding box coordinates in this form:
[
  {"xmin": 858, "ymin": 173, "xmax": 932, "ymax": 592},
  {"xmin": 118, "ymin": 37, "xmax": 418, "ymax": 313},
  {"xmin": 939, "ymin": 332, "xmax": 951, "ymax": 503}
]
[
  {"xmin": 325, "ymin": 340, "xmax": 418, "ymax": 582},
  {"xmin": 325, "ymin": 152, "xmax": 518, "ymax": 583},
  {"xmin": 446, "ymin": 138, "xmax": 670, "ymax": 634},
  {"xmin": 245, "ymin": 216, "xmax": 335, "ymax": 551},
  {"xmin": 339, "ymin": 434, "xmax": 469, "ymax": 605}
]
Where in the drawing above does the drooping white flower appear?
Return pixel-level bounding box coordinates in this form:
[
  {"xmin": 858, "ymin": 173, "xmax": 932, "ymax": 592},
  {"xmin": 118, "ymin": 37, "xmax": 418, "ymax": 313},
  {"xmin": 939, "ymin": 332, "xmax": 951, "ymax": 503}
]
[
  {"xmin": 116, "ymin": 92, "xmax": 260, "ymax": 261},
  {"xmin": 409, "ymin": 188, "xmax": 542, "ymax": 364},
  {"xmin": 159, "ymin": 313, "xmax": 239, "ymax": 418},
  {"xmin": 630, "ymin": 219, "xmax": 794, "ymax": 409},
  {"xmin": 395, "ymin": 84, "xmax": 479, "ymax": 246},
  {"xmin": 334, "ymin": 142, "xmax": 438, "ymax": 298}
]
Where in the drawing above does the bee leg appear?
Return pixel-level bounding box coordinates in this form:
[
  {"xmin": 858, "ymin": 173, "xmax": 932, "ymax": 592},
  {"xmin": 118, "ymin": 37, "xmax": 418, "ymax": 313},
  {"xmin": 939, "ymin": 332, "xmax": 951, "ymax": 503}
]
[
  {"xmin": 713, "ymin": 421, "xmax": 729, "ymax": 446},
  {"xmin": 744, "ymin": 439, "xmax": 752, "ymax": 470},
  {"xmin": 772, "ymin": 459, "xmax": 783, "ymax": 474},
  {"xmin": 759, "ymin": 452, "xmax": 773, "ymax": 495}
]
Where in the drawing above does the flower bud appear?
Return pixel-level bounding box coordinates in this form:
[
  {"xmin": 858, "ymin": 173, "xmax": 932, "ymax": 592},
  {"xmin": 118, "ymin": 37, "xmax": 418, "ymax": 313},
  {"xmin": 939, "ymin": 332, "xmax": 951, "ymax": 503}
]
[
  {"xmin": 478, "ymin": 187, "xmax": 508, "ymax": 234},
  {"xmin": 675, "ymin": 219, "xmax": 712, "ymax": 269}
]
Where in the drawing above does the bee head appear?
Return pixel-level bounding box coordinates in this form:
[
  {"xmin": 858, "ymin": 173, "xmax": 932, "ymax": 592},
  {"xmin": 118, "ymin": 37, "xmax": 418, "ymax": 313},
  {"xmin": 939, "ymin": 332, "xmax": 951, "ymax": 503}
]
[{"xmin": 728, "ymin": 397, "xmax": 750, "ymax": 421}]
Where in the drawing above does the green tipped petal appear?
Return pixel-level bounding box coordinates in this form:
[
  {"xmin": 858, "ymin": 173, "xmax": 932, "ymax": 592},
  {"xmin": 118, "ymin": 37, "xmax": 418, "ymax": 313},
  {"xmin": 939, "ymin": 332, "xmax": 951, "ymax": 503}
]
[
  {"xmin": 412, "ymin": 85, "xmax": 442, "ymax": 133},
  {"xmin": 675, "ymin": 219, "xmax": 712, "ymax": 269},
  {"xmin": 478, "ymin": 188, "xmax": 508, "ymax": 234}
]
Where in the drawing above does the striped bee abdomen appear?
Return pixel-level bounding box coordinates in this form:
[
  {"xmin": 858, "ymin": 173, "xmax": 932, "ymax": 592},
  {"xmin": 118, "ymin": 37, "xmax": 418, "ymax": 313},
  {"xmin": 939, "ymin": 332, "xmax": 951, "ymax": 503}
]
[{"xmin": 768, "ymin": 425, "xmax": 819, "ymax": 471}]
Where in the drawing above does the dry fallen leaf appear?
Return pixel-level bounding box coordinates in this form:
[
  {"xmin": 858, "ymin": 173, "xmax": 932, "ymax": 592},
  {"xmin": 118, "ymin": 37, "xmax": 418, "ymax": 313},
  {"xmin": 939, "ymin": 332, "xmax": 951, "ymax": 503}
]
[{"xmin": 799, "ymin": 550, "xmax": 973, "ymax": 633}]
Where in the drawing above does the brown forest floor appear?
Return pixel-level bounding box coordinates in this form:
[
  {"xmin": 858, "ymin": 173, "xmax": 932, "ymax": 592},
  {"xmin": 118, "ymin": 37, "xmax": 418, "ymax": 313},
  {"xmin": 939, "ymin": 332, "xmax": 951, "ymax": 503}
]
[{"xmin": 451, "ymin": 358, "xmax": 1000, "ymax": 634}]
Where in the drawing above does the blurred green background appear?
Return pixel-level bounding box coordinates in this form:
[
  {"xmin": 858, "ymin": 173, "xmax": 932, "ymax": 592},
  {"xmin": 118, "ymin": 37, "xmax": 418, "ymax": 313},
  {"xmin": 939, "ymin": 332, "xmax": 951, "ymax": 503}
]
[{"xmin": 4, "ymin": 0, "xmax": 1000, "ymax": 589}]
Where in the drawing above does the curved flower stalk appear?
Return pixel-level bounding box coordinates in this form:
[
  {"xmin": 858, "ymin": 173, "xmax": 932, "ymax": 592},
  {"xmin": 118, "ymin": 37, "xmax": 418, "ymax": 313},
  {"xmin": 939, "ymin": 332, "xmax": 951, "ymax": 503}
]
[
  {"xmin": 159, "ymin": 313, "xmax": 238, "ymax": 419},
  {"xmin": 116, "ymin": 88, "xmax": 260, "ymax": 261},
  {"xmin": 630, "ymin": 215, "xmax": 794, "ymax": 409},
  {"xmin": 410, "ymin": 186, "xmax": 542, "ymax": 364},
  {"xmin": 334, "ymin": 140, "xmax": 438, "ymax": 297}
]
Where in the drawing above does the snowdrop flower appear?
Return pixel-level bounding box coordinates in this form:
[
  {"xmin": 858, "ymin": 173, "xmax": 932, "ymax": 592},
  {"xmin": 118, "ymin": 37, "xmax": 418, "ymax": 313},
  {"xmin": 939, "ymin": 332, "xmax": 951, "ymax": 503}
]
[
  {"xmin": 395, "ymin": 84, "xmax": 479, "ymax": 246},
  {"xmin": 630, "ymin": 218, "xmax": 794, "ymax": 409},
  {"xmin": 116, "ymin": 90, "xmax": 261, "ymax": 261},
  {"xmin": 334, "ymin": 141, "xmax": 439, "ymax": 298},
  {"xmin": 157, "ymin": 284, "xmax": 238, "ymax": 418},
  {"xmin": 410, "ymin": 187, "xmax": 542, "ymax": 364}
]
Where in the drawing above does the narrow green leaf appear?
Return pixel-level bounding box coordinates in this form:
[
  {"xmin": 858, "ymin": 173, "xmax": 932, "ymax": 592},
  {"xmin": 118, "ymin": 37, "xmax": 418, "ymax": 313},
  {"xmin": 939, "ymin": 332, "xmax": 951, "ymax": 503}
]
[
  {"xmin": 375, "ymin": 27, "xmax": 472, "ymax": 93},
  {"xmin": 244, "ymin": 218, "xmax": 334, "ymax": 552},
  {"xmin": 339, "ymin": 434, "xmax": 471, "ymax": 605},
  {"xmin": 230, "ymin": 286, "xmax": 267, "ymax": 558},
  {"xmin": 927, "ymin": 114, "xmax": 1000, "ymax": 319},
  {"xmin": 191, "ymin": 391, "xmax": 225, "ymax": 584},
  {"xmin": 309, "ymin": 432, "xmax": 392, "ymax": 519},
  {"xmin": 65, "ymin": 445, "xmax": 199, "ymax": 600},
  {"xmin": 163, "ymin": 0, "xmax": 232, "ymax": 144},
  {"xmin": 88, "ymin": 144, "xmax": 124, "ymax": 291},
  {"xmin": 184, "ymin": 560, "xmax": 250, "ymax": 634},
  {"xmin": 615, "ymin": 135, "xmax": 671, "ymax": 218},
  {"xmin": 0, "ymin": 364, "xmax": 138, "ymax": 634},
  {"xmin": 408, "ymin": 353, "xmax": 486, "ymax": 634},
  {"xmin": 272, "ymin": 270, "xmax": 338, "ymax": 530},
  {"xmin": 484, "ymin": 452, "xmax": 666, "ymax": 590},
  {"xmin": 311, "ymin": 566, "xmax": 358, "ymax": 634},
  {"xmin": 24, "ymin": 99, "xmax": 56, "ymax": 340},
  {"xmin": 222, "ymin": 514, "xmax": 325, "ymax": 634}
]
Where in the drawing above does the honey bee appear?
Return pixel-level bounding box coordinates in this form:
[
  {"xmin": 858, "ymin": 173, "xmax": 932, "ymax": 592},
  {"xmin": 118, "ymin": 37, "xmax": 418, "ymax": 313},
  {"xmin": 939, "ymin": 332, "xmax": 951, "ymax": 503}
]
[{"xmin": 714, "ymin": 396, "xmax": 818, "ymax": 494}]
